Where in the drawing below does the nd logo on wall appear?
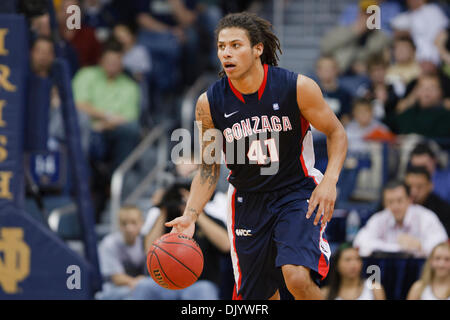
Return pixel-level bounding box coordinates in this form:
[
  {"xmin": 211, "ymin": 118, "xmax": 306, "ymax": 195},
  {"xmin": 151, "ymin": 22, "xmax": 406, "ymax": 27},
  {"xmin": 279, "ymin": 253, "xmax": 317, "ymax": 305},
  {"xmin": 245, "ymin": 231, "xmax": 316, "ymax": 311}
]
[{"xmin": 0, "ymin": 227, "xmax": 30, "ymax": 294}]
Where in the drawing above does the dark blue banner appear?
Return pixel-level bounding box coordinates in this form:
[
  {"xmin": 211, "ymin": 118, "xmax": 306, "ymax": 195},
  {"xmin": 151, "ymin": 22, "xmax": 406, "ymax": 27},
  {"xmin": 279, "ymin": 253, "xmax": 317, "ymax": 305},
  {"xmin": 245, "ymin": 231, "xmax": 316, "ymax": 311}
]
[
  {"xmin": 0, "ymin": 14, "xmax": 27, "ymax": 210},
  {"xmin": 0, "ymin": 206, "xmax": 92, "ymax": 299}
]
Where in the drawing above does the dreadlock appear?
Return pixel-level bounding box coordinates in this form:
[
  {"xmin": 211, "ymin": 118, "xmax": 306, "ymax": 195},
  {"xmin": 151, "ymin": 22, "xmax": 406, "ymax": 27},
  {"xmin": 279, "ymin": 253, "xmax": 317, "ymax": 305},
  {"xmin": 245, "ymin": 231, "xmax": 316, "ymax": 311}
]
[{"xmin": 215, "ymin": 12, "xmax": 282, "ymax": 77}]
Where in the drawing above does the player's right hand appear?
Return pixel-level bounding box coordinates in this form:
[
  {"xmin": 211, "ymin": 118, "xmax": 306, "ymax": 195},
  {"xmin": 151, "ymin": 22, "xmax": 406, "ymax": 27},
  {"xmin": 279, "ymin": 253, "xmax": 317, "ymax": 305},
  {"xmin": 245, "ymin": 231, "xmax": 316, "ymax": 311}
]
[{"xmin": 165, "ymin": 214, "xmax": 196, "ymax": 238}]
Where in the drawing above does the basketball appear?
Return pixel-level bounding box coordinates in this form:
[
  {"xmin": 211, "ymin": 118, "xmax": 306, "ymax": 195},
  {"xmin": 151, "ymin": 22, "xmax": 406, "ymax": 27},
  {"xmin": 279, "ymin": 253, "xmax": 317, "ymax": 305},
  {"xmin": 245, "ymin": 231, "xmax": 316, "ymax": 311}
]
[{"xmin": 147, "ymin": 233, "xmax": 204, "ymax": 290}]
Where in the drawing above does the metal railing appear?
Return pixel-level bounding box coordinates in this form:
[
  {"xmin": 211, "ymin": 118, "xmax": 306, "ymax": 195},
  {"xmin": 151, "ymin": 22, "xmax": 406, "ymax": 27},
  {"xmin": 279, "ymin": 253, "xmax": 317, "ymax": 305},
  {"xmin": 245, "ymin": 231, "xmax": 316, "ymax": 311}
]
[{"xmin": 110, "ymin": 122, "xmax": 170, "ymax": 231}]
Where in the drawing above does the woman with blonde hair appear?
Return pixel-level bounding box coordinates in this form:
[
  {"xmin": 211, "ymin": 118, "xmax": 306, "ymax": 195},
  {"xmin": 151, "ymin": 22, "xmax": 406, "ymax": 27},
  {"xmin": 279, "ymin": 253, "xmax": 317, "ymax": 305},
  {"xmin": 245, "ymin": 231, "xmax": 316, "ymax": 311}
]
[{"xmin": 407, "ymin": 241, "xmax": 450, "ymax": 300}]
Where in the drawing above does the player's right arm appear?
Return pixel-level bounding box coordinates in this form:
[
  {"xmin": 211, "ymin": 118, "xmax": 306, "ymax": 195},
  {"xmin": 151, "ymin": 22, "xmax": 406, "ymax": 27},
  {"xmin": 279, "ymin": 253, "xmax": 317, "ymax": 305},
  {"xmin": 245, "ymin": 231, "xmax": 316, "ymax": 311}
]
[{"xmin": 165, "ymin": 92, "xmax": 221, "ymax": 237}]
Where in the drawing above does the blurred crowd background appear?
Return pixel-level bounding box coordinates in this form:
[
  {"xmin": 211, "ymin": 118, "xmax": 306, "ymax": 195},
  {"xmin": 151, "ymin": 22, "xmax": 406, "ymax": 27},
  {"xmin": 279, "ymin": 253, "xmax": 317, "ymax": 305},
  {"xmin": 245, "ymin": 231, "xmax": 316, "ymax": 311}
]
[{"xmin": 2, "ymin": 0, "xmax": 450, "ymax": 300}]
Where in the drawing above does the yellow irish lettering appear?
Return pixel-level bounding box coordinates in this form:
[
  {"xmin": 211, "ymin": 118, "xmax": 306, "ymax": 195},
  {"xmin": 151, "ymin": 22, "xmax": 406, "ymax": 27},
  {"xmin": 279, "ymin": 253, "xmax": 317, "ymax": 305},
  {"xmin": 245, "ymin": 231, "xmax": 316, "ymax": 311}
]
[
  {"xmin": 0, "ymin": 228, "xmax": 30, "ymax": 294},
  {"xmin": 0, "ymin": 135, "xmax": 7, "ymax": 162},
  {"xmin": 0, "ymin": 29, "xmax": 8, "ymax": 56},
  {"xmin": 0, "ymin": 65, "xmax": 16, "ymax": 92},
  {"xmin": 0, "ymin": 100, "xmax": 5, "ymax": 127},
  {"xmin": 0, "ymin": 171, "xmax": 13, "ymax": 199}
]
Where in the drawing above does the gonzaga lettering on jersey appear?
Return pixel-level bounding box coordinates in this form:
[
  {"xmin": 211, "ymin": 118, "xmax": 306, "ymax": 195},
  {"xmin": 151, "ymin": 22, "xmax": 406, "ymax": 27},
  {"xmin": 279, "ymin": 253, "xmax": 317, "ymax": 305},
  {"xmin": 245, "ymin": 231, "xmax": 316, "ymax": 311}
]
[{"xmin": 207, "ymin": 64, "xmax": 323, "ymax": 192}]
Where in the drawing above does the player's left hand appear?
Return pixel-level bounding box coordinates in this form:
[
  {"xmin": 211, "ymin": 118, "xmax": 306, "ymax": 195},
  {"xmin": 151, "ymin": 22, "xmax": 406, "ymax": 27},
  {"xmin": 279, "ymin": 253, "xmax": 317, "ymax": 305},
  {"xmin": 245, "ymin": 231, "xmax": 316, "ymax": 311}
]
[{"xmin": 305, "ymin": 177, "xmax": 337, "ymax": 227}]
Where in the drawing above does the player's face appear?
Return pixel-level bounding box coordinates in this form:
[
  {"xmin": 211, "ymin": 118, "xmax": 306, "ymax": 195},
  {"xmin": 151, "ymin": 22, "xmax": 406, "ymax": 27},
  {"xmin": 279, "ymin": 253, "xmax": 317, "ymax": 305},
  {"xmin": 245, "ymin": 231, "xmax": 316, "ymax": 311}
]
[
  {"xmin": 217, "ymin": 27, "xmax": 262, "ymax": 79},
  {"xmin": 430, "ymin": 246, "xmax": 450, "ymax": 279},
  {"xmin": 337, "ymin": 248, "xmax": 362, "ymax": 280},
  {"xmin": 383, "ymin": 186, "xmax": 411, "ymax": 223}
]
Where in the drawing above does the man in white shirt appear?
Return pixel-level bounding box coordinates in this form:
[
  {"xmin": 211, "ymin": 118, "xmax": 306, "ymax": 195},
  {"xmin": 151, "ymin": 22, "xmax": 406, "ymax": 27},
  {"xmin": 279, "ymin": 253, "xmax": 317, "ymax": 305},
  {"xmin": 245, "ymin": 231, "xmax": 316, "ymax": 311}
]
[
  {"xmin": 353, "ymin": 181, "xmax": 448, "ymax": 257},
  {"xmin": 390, "ymin": 0, "xmax": 448, "ymax": 65}
]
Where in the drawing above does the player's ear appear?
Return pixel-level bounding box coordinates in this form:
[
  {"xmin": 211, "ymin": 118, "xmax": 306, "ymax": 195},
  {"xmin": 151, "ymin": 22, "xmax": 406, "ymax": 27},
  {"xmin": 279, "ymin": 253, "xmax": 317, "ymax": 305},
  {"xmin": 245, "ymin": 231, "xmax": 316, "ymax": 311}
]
[{"xmin": 253, "ymin": 42, "xmax": 264, "ymax": 59}]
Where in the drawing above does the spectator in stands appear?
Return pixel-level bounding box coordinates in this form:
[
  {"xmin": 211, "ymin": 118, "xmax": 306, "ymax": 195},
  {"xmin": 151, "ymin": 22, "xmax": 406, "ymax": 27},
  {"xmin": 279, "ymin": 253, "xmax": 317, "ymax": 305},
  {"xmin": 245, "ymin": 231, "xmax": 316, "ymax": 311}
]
[
  {"xmin": 405, "ymin": 166, "xmax": 450, "ymax": 236},
  {"xmin": 339, "ymin": 0, "xmax": 402, "ymax": 36},
  {"xmin": 30, "ymin": 36, "xmax": 55, "ymax": 78},
  {"xmin": 391, "ymin": 75, "xmax": 450, "ymax": 137},
  {"xmin": 195, "ymin": 0, "xmax": 223, "ymax": 71},
  {"xmin": 315, "ymin": 55, "xmax": 353, "ymax": 125},
  {"xmin": 25, "ymin": 37, "xmax": 57, "ymax": 153},
  {"xmin": 81, "ymin": 0, "xmax": 113, "ymax": 31},
  {"xmin": 30, "ymin": 12, "xmax": 51, "ymax": 38},
  {"xmin": 57, "ymin": 0, "xmax": 103, "ymax": 67},
  {"xmin": 337, "ymin": 98, "xmax": 393, "ymax": 203},
  {"xmin": 96, "ymin": 206, "xmax": 147, "ymax": 300},
  {"xmin": 346, "ymin": 98, "xmax": 392, "ymax": 156},
  {"xmin": 360, "ymin": 54, "xmax": 401, "ymax": 121},
  {"xmin": 353, "ymin": 181, "xmax": 448, "ymax": 258},
  {"xmin": 132, "ymin": 183, "xmax": 229, "ymax": 299},
  {"xmin": 407, "ymin": 241, "xmax": 450, "ymax": 300},
  {"xmin": 29, "ymin": 36, "xmax": 91, "ymax": 155},
  {"xmin": 135, "ymin": 0, "xmax": 199, "ymax": 88},
  {"xmin": 386, "ymin": 35, "xmax": 421, "ymax": 90},
  {"xmin": 321, "ymin": 243, "xmax": 386, "ymax": 300},
  {"xmin": 390, "ymin": 0, "xmax": 448, "ymax": 66},
  {"xmin": 29, "ymin": 12, "xmax": 80, "ymax": 77},
  {"xmin": 409, "ymin": 142, "xmax": 450, "ymax": 204},
  {"xmin": 435, "ymin": 27, "xmax": 450, "ymax": 110},
  {"xmin": 72, "ymin": 40, "xmax": 141, "ymax": 171},
  {"xmin": 112, "ymin": 24, "xmax": 152, "ymax": 81},
  {"xmin": 320, "ymin": 0, "xmax": 391, "ymax": 75}
]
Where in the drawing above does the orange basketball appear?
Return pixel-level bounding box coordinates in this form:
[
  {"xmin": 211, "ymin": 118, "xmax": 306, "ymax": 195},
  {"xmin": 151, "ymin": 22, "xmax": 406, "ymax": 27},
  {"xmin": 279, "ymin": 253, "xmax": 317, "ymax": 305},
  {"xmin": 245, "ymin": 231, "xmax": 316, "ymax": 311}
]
[{"xmin": 147, "ymin": 233, "xmax": 204, "ymax": 290}]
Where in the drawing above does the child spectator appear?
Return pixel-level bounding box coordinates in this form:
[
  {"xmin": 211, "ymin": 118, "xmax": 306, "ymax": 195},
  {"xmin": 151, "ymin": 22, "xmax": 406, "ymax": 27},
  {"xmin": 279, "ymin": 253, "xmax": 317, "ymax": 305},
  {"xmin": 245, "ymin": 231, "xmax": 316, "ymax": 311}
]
[
  {"xmin": 407, "ymin": 241, "xmax": 450, "ymax": 300},
  {"xmin": 96, "ymin": 206, "xmax": 147, "ymax": 300},
  {"xmin": 337, "ymin": 98, "xmax": 393, "ymax": 203},
  {"xmin": 346, "ymin": 98, "xmax": 393, "ymax": 155},
  {"xmin": 321, "ymin": 243, "xmax": 386, "ymax": 300}
]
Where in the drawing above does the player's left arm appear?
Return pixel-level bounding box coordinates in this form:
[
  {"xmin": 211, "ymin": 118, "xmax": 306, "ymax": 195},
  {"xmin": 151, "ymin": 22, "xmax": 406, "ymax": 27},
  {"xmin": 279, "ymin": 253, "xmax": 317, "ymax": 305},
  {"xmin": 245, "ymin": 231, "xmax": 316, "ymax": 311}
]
[{"xmin": 296, "ymin": 74, "xmax": 348, "ymax": 227}]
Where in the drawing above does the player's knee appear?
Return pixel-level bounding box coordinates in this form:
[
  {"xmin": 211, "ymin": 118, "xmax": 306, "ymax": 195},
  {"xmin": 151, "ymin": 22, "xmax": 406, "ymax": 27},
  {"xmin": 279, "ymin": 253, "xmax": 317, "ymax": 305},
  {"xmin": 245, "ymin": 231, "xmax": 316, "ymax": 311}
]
[{"xmin": 282, "ymin": 265, "xmax": 311, "ymax": 294}]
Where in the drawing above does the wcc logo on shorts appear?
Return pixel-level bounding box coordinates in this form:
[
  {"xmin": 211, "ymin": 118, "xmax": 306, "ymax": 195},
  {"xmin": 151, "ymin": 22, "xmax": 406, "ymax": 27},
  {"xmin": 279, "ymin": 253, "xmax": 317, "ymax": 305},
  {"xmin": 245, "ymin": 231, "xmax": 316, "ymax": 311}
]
[{"xmin": 235, "ymin": 229, "xmax": 252, "ymax": 237}]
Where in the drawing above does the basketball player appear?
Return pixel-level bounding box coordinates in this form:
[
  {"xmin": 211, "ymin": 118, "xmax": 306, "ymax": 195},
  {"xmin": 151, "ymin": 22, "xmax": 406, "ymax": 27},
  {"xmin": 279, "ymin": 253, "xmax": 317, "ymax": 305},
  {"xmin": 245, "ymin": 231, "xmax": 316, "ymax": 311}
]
[{"xmin": 166, "ymin": 12, "xmax": 348, "ymax": 300}]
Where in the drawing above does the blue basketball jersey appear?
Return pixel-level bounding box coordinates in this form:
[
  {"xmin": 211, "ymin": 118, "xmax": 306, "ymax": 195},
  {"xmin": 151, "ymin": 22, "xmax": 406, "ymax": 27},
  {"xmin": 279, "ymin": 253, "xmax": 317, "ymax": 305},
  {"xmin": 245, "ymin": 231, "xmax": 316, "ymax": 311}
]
[{"xmin": 207, "ymin": 64, "xmax": 323, "ymax": 192}]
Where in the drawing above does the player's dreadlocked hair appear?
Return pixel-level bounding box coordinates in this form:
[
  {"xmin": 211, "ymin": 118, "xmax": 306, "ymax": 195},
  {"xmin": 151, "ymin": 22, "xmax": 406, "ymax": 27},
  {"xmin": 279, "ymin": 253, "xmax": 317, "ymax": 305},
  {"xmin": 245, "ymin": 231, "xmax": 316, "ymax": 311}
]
[{"xmin": 215, "ymin": 12, "xmax": 282, "ymax": 77}]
